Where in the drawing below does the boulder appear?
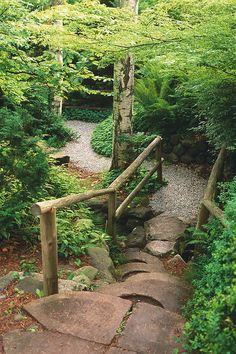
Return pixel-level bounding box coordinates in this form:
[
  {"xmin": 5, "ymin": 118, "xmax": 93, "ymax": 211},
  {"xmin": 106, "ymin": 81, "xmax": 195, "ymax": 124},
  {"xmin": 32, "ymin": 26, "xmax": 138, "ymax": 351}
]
[
  {"xmin": 125, "ymin": 206, "xmax": 155, "ymax": 221},
  {"xmin": 145, "ymin": 240, "xmax": 176, "ymax": 257},
  {"xmin": 180, "ymin": 153, "xmax": 193, "ymax": 164},
  {"xmin": 144, "ymin": 215, "xmax": 187, "ymax": 242},
  {"xmin": 16, "ymin": 275, "xmax": 43, "ymax": 294},
  {"xmin": 167, "ymin": 254, "xmax": 187, "ymax": 269},
  {"xmin": 88, "ymin": 247, "xmax": 115, "ymax": 283},
  {"xmin": 126, "ymin": 226, "xmax": 146, "ymax": 249},
  {"xmin": 167, "ymin": 152, "xmax": 179, "ymax": 163},
  {"xmin": 0, "ymin": 272, "xmax": 17, "ymax": 292},
  {"xmin": 74, "ymin": 266, "xmax": 98, "ymax": 281},
  {"xmin": 50, "ymin": 152, "xmax": 70, "ymax": 166},
  {"xmin": 170, "ymin": 134, "xmax": 181, "ymax": 146},
  {"xmin": 125, "ymin": 218, "xmax": 142, "ymax": 232},
  {"xmin": 173, "ymin": 143, "xmax": 185, "ymax": 157}
]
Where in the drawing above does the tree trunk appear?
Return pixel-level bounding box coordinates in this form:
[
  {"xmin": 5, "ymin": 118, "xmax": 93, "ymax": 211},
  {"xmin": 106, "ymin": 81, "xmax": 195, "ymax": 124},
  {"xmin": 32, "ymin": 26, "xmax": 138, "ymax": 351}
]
[
  {"xmin": 111, "ymin": 0, "xmax": 138, "ymax": 170},
  {"xmin": 50, "ymin": 0, "xmax": 64, "ymax": 116}
]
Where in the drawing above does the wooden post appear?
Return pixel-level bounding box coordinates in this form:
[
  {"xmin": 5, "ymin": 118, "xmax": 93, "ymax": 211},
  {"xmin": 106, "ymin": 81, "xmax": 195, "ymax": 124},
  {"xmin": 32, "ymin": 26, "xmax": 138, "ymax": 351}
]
[
  {"xmin": 40, "ymin": 208, "xmax": 58, "ymax": 296},
  {"xmin": 155, "ymin": 140, "xmax": 163, "ymax": 184},
  {"xmin": 196, "ymin": 202, "xmax": 210, "ymax": 230},
  {"xmin": 107, "ymin": 191, "xmax": 117, "ymax": 242}
]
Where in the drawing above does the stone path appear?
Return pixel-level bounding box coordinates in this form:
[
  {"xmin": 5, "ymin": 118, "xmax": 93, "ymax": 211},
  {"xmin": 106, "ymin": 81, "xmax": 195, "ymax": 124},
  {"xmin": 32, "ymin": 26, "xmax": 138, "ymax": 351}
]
[
  {"xmin": 63, "ymin": 120, "xmax": 111, "ymax": 172},
  {"xmin": 2, "ymin": 214, "xmax": 191, "ymax": 354}
]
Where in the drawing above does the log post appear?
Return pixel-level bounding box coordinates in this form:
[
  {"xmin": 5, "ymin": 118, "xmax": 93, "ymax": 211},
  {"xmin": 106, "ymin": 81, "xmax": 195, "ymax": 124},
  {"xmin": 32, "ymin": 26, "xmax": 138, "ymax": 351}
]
[
  {"xmin": 107, "ymin": 190, "xmax": 117, "ymax": 242},
  {"xmin": 40, "ymin": 208, "xmax": 58, "ymax": 296},
  {"xmin": 155, "ymin": 140, "xmax": 163, "ymax": 184}
]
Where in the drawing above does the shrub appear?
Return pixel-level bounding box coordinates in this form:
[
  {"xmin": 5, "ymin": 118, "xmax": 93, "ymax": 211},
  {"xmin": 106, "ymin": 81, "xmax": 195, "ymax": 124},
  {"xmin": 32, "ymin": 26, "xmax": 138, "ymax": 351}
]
[
  {"xmin": 183, "ymin": 177, "xmax": 236, "ymax": 353},
  {"xmin": 63, "ymin": 108, "xmax": 111, "ymax": 123},
  {"xmin": 91, "ymin": 115, "xmax": 113, "ymax": 157}
]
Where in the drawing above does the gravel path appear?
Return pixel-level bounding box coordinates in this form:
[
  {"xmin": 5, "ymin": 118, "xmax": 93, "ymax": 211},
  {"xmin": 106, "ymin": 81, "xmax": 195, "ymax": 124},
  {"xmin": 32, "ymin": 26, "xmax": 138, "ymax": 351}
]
[
  {"xmin": 150, "ymin": 163, "xmax": 207, "ymax": 223},
  {"xmin": 63, "ymin": 120, "xmax": 207, "ymax": 222},
  {"xmin": 63, "ymin": 120, "xmax": 111, "ymax": 173}
]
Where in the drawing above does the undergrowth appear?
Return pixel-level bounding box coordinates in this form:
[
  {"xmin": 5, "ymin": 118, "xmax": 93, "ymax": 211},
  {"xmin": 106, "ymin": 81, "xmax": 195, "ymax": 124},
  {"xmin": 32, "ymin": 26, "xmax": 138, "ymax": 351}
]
[{"xmin": 182, "ymin": 177, "xmax": 236, "ymax": 353}]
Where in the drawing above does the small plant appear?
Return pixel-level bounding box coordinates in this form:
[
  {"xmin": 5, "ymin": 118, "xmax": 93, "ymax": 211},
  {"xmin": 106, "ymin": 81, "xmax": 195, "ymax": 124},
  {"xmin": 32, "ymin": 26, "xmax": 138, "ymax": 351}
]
[
  {"xmin": 20, "ymin": 259, "xmax": 37, "ymax": 276},
  {"xmin": 35, "ymin": 289, "xmax": 45, "ymax": 298}
]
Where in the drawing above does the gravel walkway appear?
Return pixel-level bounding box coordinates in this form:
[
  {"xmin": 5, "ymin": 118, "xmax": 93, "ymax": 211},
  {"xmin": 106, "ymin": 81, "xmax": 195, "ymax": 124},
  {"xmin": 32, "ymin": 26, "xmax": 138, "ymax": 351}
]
[
  {"xmin": 150, "ymin": 163, "xmax": 207, "ymax": 223},
  {"xmin": 63, "ymin": 120, "xmax": 111, "ymax": 173},
  {"xmin": 63, "ymin": 120, "xmax": 207, "ymax": 222}
]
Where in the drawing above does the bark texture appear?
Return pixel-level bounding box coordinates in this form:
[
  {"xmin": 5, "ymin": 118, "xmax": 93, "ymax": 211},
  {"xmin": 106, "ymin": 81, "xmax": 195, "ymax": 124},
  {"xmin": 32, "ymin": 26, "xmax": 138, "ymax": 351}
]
[
  {"xmin": 51, "ymin": 0, "xmax": 64, "ymax": 115},
  {"xmin": 111, "ymin": 0, "xmax": 138, "ymax": 170}
]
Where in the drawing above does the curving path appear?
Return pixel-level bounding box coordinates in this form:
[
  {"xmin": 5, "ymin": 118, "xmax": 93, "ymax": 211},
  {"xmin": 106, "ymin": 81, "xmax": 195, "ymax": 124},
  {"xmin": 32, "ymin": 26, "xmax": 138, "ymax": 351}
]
[
  {"xmin": 63, "ymin": 120, "xmax": 111, "ymax": 173},
  {"xmin": 63, "ymin": 120, "xmax": 207, "ymax": 223}
]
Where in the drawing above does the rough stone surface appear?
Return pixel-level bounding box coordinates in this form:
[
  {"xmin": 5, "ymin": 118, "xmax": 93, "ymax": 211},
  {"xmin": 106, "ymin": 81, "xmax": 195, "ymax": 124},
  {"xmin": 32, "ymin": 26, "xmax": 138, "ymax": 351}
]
[
  {"xmin": 124, "ymin": 206, "xmax": 155, "ymax": 221},
  {"xmin": 50, "ymin": 152, "xmax": 70, "ymax": 166},
  {"xmin": 145, "ymin": 240, "xmax": 176, "ymax": 257},
  {"xmin": 0, "ymin": 272, "xmax": 17, "ymax": 292},
  {"xmin": 107, "ymin": 348, "xmax": 137, "ymax": 354},
  {"xmin": 116, "ymin": 303, "xmax": 184, "ymax": 354},
  {"xmin": 88, "ymin": 247, "xmax": 115, "ymax": 283},
  {"xmin": 97, "ymin": 278, "xmax": 191, "ymax": 314},
  {"xmin": 125, "ymin": 272, "xmax": 188, "ymax": 288},
  {"xmin": 3, "ymin": 331, "xmax": 106, "ymax": 354},
  {"xmin": 145, "ymin": 215, "xmax": 187, "ymax": 242},
  {"xmin": 16, "ymin": 276, "xmax": 43, "ymax": 294},
  {"xmin": 167, "ymin": 255, "xmax": 187, "ymax": 269},
  {"xmin": 125, "ymin": 227, "xmax": 146, "ymax": 249},
  {"xmin": 116, "ymin": 262, "xmax": 164, "ymax": 281},
  {"xmin": 24, "ymin": 292, "xmax": 132, "ymax": 345},
  {"xmin": 74, "ymin": 266, "xmax": 99, "ymax": 280},
  {"xmin": 124, "ymin": 250, "xmax": 165, "ymax": 272},
  {"xmin": 70, "ymin": 275, "xmax": 91, "ymax": 290}
]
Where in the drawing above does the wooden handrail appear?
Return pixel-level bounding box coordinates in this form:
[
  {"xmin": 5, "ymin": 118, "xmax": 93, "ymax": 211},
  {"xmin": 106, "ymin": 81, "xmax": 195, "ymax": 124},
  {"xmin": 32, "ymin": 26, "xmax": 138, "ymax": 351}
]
[
  {"xmin": 110, "ymin": 136, "xmax": 162, "ymax": 189},
  {"xmin": 31, "ymin": 135, "xmax": 163, "ymax": 296},
  {"xmin": 197, "ymin": 147, "xmax": 226, "ymax": 229},
  {"xmin": 31, "ymin": 188, "xmax": 115, "ymax": 216}
]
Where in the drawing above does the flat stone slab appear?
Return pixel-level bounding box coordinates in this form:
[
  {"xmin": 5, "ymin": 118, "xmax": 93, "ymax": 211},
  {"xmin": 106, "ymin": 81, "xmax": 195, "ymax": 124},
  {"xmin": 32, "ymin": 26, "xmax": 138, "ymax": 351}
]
[
  {"xmin": 124, "ymin": 250, "xmax": 166, "ymax": 272},
  {"xmin": 125, "ymin": 272, "xmax": 188, "ymax": 288},
  {"xmin": 97, "ymin": 278, "xmax": 191, "ymax": 314},
  {"xmin": 107, "ymin": 348, "xmax": 137, "ymax": 354},
  {"xmin": 24, "ymin": 292, "xmax": 132, "ymax": 345},
  {"xmin": 145, "ymin": 215, "xmax": 187, "ymax": 242},
  {"xmin": 116, "ymin": 262, "xmax": 162, "ymax": 280},
  {"xmin": 3, "ymin": 331, "xmax": 106, "ymax": 354},
  {"xmin": 116, "ymin": 303, "xmax": 184, "ymax": 354},
  {"xmin": 145, "ymin": 240, "xmax": 176, "ymax": 257}
]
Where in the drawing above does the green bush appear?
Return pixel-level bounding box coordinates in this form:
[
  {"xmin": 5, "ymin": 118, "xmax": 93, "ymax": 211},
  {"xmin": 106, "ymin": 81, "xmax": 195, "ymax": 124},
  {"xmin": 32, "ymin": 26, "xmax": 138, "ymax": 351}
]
[
  {"xmin": 63, "ymin": 108, "xmax": 111, "ymax": 123},
  {"xmin": 183, "ymin": 178, "xmax": 236, "ymax": 353},
  {"xmin": 91, "ymin": 115, "xmax": 113, "ymax": 157}
]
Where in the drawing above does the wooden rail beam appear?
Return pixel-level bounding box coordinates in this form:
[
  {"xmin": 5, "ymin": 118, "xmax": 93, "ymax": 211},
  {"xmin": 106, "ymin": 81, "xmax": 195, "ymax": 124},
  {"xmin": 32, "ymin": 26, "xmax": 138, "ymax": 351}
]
[
  {"xmin": 31, "ymin": 188, "xmax": 115, "ymax": 216},
  {"xmin": 40, "ymin": 208, "xmax": 58, "ymax": 296}
]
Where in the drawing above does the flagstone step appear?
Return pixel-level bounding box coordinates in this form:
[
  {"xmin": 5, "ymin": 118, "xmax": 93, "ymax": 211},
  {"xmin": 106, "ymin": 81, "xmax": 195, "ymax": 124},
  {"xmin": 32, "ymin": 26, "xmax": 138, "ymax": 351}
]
[
  {"xmin": 123, "ymin": 250, "xmax": 166, "ymax": 271},
  {"xmin": 97, "ymin": 277, "xmax": 190, "ymax": 314},
  {"xmin": 116, "ymin": 262, "xmax": 165, "ymax": 280},
  {"xmin": 116, "ymin": 302, "xmax": 184, "ymax": 354},
  {"xmin": 24, "ymin": 292, "xmax": 132, "ymax": 345},
  {"xmin": 125, "ymin": 271, "xmax": 189, "ymax": 288}
]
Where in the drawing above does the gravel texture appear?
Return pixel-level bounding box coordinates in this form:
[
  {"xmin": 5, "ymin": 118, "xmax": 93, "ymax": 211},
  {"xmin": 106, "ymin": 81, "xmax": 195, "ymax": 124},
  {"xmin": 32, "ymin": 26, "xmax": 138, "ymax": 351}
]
[
  {"xmin": 63, "ymin": 121, "xmax": 207, "ymax": 222},
  {"xmin": 150, "ymin": 163, "xmax": 207, "ymax": 224},
  {"xmin": 63, "ymin": 120, "xmax": 111, "ymax": 173}
]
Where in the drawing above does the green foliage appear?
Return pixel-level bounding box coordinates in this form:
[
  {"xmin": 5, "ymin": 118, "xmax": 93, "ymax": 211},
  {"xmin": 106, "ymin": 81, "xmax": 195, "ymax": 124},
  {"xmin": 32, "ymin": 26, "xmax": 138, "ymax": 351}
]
[
  {"xmin": 183, "ymin": 178, "xmax": 236, "ymax": 353},
  {"xmin": 91, "ymin": 115, "xmax": 157, "ymax": 159},
  {"xmin": 63, "ymin": 108, "xmax": 111, "ymax": 123},
  {"xmin": 20, "ymin": 259, "xmax": 37, "ymax": 276},
  {"xmin": 91, "ymin": 115, "xmax": 113, "ymax": 157}
]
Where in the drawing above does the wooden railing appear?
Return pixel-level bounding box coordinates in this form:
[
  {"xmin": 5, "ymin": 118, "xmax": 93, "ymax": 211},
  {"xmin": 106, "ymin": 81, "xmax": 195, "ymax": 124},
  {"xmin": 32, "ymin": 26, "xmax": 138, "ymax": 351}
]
[
  {"xmin": 31, "ymin": 136, "xmax": 163, "ymax": 296},
  {"xmin": 196, "ymin": 147, "xmax": 226, "ymax": 229}
]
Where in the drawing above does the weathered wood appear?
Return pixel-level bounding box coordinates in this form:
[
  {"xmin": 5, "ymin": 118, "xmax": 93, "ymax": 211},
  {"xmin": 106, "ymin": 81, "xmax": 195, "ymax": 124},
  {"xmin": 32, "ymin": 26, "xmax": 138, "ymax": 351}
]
[
  {"xmin": 110, "ymin": 136, "xmax": 162, "ymax": 190},
  {"xmin": 116, "ymin": 161, "xmax": 162, "ymax": 220},
  {"xmin": 196, "ymin": 147, "xmax": 226, "ymax": 230},
  {"xmin": 202, "ymin": 200, "xmax": 226, "ymax": 226},
  {"xmin": 32, "ymin": 188, "xmax": 115, "ymax": 216},
  {"xmin": 155, "ymin": 139, "xmax": 163, "ymax": 184},
  {"xmin": 107, "ymin": 191, "xmax": 117, "ymax": 241},
  {"xmin": 40, "ymin": 209, "xmax": 58, "ymax": 296},
  {"xmin": 204, "ymin": 147, "xmax": 226, "ymax": 200}
]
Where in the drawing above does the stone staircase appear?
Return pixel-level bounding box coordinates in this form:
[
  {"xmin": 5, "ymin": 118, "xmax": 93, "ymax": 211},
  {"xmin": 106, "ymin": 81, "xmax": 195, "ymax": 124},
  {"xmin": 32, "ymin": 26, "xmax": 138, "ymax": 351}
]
[{"xmin": 2, "ymin": 214, "xmax": 190, "ymax": 354}]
